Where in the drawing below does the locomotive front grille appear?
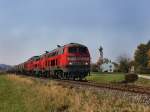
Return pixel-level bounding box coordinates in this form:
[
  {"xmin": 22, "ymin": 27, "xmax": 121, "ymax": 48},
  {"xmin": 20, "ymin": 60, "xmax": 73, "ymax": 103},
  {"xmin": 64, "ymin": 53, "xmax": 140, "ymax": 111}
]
[
  {"xmin": 68, "ymin": 61, "xmax": 89, "ymax": 65},
  {"xmin": 63, "ymin": 65, "xmax": 90, "ymax": 72}
]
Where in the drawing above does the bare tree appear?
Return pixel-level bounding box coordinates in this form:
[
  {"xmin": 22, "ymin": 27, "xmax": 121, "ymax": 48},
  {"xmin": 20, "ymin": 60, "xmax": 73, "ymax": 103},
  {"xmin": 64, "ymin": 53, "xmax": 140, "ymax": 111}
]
[{"xmin": 117, "ymin": 55, "xmax": 131, "ymax": 73}]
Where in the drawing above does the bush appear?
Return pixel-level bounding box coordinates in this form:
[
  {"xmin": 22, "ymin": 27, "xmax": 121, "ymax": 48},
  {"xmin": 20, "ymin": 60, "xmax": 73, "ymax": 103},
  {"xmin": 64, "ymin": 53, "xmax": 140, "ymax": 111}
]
[{"xmin": 125, "ymin": 73, "xmax": 138, "ymax": 83}]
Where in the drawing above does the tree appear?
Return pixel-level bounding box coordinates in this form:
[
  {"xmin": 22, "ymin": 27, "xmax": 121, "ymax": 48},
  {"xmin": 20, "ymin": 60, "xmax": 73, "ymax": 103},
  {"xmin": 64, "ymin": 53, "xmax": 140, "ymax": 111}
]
[
  {"xmin": 117, "ymin": 55, "xmax": 131, "ymax": 73},
  {"xmin": 91, "ymin": 63, "xmax": 98, "ymax": 72},
  {"xmin": 112, "ymin": 62, "xmax": 119, "ymax": 72},
  {"xmin": 134, "ymin": 40, "xmax": 150, "ymax": 73},
  {"xmin": 96, "ymin": 58, "xmax": 103, "ymax": 66},
  {"xmin": 147, "ymin": 49, "xmax": 150, "ymax": 68},
  {"xmin": 134, "ymin": 44, "xmax": 148, "ymax": 67}
]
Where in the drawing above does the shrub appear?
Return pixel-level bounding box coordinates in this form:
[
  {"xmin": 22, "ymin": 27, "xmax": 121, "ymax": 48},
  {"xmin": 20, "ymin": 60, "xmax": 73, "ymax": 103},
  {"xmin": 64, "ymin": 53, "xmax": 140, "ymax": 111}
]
[{"xmin": 125, "ymin": 73, "xmax": 138, "ymax": 83}]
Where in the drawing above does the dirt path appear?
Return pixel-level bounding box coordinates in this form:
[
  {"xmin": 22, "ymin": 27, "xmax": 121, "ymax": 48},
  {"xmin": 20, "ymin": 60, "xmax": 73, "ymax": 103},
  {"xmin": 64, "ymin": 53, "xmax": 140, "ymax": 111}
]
[{"xmin": 139, "ymin": 75, "xmax": 150, "ymax": 80}]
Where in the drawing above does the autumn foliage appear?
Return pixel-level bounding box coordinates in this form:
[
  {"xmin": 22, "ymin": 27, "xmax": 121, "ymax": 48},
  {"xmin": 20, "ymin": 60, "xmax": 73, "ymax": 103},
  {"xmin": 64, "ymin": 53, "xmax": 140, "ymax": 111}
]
[{"xmin": 134, "ymin": 41, "xmax": 150, "ymax": 73}]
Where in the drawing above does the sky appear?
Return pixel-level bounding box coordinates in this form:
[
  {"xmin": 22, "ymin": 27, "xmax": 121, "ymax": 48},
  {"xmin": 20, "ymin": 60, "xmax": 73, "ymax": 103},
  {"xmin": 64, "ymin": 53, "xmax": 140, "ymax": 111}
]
[{"xmin": 0, "ymin": 0, "xmax": 150, "ymax": 65}]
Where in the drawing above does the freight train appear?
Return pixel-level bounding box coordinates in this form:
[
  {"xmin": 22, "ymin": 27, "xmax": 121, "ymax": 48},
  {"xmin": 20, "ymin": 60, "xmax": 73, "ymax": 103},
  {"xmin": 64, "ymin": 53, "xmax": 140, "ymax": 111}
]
[{"xmin": 14, "ymin": 43, "xmax": 91, "ymax": 80}]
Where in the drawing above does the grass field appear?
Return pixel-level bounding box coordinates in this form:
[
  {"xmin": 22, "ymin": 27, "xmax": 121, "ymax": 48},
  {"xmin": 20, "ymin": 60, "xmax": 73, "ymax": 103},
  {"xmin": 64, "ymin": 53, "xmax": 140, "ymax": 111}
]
[
  {"xmin": 135, "ymin": 78, "xmax": 150, "ymax": 87},
  {"xmin": 0, "ymin": 74, "xmax": 150, "ymax": 112},
  {"xmin": 86, "ymin": 72, "xmax": 125, "ymax": 83},
  {"xmin": 86, "ymin": 72, "xmax": 150, "ymax": 87}
]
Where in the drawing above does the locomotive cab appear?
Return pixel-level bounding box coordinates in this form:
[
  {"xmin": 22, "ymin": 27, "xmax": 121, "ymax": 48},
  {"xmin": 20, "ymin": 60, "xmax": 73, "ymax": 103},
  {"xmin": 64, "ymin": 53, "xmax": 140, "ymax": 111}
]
[
  {"xmin": 67, "ymin": 46, "xmax": 90, "ymax": 65},
  {"xmin": 64, "ymin": 43, "xmax": 91, "ymax": 79}
]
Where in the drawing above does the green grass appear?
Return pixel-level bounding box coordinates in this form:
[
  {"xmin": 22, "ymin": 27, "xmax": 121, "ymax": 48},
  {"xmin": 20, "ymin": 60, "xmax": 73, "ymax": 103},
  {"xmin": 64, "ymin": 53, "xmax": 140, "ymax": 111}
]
[
  {"xmin": 0, "ymin": 75, "xmax": 26, "ymax": 112},
  {"xmin": 86, "ymin": 72, "xmax": 150, "ymax": 87},
  {"xmin": 86, "ymin": 72, "xmax": 125, "ymax": 83},
  {"xmin": 135, "ymin": 78, "xmax": 150, "ymax": 87}
]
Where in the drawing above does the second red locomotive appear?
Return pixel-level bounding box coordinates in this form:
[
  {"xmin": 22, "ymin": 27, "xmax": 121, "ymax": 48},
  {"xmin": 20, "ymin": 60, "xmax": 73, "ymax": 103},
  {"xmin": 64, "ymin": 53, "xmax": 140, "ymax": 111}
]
[{"xmin": 15, "ymin": 43, "xmax": 91, "ymax": 80}]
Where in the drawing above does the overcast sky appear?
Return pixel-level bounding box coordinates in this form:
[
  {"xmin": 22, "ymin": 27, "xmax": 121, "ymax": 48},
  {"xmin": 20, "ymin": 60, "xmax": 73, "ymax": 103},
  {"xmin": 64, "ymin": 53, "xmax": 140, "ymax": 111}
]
[{"xmin": 0, "ymin": 0, "xmax": 150, "ymax": 65}]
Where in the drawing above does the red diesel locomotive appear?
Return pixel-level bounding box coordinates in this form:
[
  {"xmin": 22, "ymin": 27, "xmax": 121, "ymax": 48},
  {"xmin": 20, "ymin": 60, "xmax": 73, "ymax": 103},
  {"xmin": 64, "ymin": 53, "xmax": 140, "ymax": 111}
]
[{"xmin": 15, "ymin": 43, "xmax": 91, "ymax": 80}]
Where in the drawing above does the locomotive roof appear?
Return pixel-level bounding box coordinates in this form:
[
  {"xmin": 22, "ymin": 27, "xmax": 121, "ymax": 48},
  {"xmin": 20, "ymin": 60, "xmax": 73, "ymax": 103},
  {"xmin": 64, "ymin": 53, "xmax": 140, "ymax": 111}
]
[
  {"xmin": 19, "ymin": 43, "xmax": 87, "ymax": 64},
  {"xmin": 44, "ymin": 43, "xmax": 86, "ymax": 55},
  {"xmin": 64, "ymin": 43, "xmax": 86, "ymax": 47},
  {"xmin": 34, "ymin": 43, "xmax": 87, "ymax": 58}
]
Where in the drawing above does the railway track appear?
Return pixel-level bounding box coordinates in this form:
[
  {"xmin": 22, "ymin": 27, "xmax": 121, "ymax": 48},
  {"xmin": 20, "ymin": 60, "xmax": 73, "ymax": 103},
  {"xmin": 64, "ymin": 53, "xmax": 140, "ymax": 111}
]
[
  {"xmin": 54, "ymin": 79, "xmax": 150, "ymax": 96},
  {"xmin": 17, "ymin": 74, "xmax": 150, "ymax": 96}
]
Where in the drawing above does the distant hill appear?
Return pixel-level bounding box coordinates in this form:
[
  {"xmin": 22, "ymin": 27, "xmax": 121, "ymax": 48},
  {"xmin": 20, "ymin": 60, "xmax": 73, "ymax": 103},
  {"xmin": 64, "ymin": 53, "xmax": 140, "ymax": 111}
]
[{"xmin": 0, "ymin": 64, "xmax": 12, "ymax": 71}]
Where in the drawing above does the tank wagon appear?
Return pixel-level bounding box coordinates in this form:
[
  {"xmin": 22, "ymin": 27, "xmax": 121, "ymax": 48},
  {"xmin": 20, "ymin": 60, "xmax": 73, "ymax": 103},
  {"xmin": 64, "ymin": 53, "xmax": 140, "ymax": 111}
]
[{"xmin": 15, "ymin": 43, "xmax": 91, "ymax": 80}]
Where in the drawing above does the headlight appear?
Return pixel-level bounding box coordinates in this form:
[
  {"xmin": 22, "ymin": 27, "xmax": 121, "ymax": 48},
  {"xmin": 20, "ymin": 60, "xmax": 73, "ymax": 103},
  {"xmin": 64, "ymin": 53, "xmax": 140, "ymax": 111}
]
[
  {"xmin": 85, "ymin": 62, "xmax": 88, "ymax": 65},
  {"xmin": 69, "ymin": 62, "xmax": 73, "ymax": 65}
]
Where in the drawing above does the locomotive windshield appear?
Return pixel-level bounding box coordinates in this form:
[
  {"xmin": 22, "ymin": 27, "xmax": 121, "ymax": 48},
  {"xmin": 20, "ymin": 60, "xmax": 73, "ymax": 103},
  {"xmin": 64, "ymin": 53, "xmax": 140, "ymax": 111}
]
[
  {"xmin": 68, "ymin": 47, "xmax": 78, "ymax": 53},
  {"xmin": 68, "ymin": 46, "xmax": 88, "ymax": 54},
  {"xmin": 79, "ymin": 47, "xmax": 87, "ymax": 53}
]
